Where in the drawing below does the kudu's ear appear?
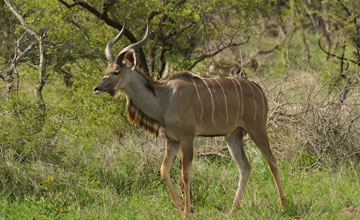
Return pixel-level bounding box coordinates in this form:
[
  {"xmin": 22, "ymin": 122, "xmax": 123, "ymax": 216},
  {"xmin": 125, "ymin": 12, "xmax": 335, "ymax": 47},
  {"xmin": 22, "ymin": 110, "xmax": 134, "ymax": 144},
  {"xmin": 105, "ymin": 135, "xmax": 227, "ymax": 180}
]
[{"xmin": 120, "ymin": 50, "xmax": 136, "ymax": 70}]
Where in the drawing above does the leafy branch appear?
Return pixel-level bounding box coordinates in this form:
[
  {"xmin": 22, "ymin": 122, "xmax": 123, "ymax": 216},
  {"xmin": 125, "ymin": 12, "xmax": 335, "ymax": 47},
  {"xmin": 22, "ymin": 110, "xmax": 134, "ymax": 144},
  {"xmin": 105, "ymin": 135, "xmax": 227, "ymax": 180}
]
[{"xmin": 57, "ymin": 0, "xmax": 150, "ymax": 74}]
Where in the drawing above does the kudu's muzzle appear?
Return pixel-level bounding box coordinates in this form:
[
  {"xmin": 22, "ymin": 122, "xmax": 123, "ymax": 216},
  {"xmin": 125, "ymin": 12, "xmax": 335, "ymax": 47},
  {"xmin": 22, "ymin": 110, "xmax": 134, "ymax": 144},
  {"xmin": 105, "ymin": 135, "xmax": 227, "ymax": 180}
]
[{"xmin": 93, "ymin": 76, "xmax": 110, "ymax": 94}]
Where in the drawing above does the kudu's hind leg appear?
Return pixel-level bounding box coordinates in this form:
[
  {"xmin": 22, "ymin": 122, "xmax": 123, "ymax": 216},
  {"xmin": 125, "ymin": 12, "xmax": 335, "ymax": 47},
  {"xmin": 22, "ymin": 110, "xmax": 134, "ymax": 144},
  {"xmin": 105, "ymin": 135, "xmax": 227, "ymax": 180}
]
[
  {"xmin": 160, "ymin": 139, "xmax": 183, "ymax": 210},
  {"xmin": 225, "ymin": 128, "xmax": 251, "ymax": 213},
  {"xmin": 248, "ymin": 127, "xmax": 287, "ymax": 208}
]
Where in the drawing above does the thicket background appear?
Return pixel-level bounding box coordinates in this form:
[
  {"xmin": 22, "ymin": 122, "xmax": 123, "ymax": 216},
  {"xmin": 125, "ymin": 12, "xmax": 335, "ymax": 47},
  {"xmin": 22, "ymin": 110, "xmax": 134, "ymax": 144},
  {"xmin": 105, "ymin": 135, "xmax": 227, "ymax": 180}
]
[{"xmin": 1, "ymin": 0, "xmax": 360, "ymax": 219}]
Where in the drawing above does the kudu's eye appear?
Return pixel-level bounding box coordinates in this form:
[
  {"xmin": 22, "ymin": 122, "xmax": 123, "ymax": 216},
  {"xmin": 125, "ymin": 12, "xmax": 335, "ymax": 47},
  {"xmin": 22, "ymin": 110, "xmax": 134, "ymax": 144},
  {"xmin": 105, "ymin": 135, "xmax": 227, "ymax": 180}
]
[{"xmin": 113, "ymin": 71, "xmax": 120, "ymax": 75}]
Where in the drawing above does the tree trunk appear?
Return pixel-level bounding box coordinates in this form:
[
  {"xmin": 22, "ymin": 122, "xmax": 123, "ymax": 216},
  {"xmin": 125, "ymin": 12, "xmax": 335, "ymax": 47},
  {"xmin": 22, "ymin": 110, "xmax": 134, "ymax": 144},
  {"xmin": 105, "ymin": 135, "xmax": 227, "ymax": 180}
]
[
  {"xmin": 35, "ymin": 37, "xmax": 47, "ymax": 117},
  {"xmin": 1, "ymin": 68, "xmax": 15, "ymax": 99}
]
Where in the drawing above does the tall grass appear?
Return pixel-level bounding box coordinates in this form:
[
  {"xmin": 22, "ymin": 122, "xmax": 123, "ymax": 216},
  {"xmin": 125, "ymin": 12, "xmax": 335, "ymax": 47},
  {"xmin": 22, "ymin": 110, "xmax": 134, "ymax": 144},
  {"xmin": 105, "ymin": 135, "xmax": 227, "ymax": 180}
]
[{"xmin": 1, "ymin": 130, "xmax": 359, "ymax": 219}]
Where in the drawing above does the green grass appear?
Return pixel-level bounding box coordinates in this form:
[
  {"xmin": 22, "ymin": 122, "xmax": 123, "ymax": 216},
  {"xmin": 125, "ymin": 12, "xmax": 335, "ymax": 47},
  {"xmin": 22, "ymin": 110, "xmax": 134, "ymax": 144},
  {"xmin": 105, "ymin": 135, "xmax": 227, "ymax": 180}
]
[{"xmin": 1, "ymin": 145, "xmax": 359, "ymax": 219}]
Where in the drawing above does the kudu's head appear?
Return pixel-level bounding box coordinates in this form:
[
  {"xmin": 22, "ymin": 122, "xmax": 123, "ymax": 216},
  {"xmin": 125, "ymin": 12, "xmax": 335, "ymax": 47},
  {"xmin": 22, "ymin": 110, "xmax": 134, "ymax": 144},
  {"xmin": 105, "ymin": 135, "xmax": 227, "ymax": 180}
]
[{"xmin": 93, "ymin": 23, "xmax": 149, "ymax": 96}]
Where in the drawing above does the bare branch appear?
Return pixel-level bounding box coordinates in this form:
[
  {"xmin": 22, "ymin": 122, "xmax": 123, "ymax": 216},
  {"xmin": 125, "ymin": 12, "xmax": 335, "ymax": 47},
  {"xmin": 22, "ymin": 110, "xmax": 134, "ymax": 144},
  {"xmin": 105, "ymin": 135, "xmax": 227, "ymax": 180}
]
[
  {"xmin": 188, "ymin": 36, "xmax": 250, "ymax": 70},
  {"xmin": 241, "ymin": 41, "xmax": 282, "ymax": 68},
  {"xmin": 5, "ymin": 0, "xmax": 47, "ymax": 114},
  {"xmin": 4, "ymin": 0, "xmax": 41, "ymax": 41},
  {"xmin": 318, "ymin": 35, "xmax": 359, "ymax": 66},
  {"xmin": 147, "ymin": 11, "xmax": 161, "ymax": 22},
  {"xmin": 102, "ymin": 0, "xmax": 116, "ymax": 16},
  {"xmin": 1, "ymin": 30, "xmax": 36, "ymax": 97}
]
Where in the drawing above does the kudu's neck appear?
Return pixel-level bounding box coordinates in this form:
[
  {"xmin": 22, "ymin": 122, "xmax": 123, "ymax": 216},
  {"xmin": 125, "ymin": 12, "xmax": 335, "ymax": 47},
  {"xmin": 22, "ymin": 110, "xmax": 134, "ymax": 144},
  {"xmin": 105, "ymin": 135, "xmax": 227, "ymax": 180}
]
[{"xmin": 124, "ymin": 71, "xmax": 165, "ymax": 124}]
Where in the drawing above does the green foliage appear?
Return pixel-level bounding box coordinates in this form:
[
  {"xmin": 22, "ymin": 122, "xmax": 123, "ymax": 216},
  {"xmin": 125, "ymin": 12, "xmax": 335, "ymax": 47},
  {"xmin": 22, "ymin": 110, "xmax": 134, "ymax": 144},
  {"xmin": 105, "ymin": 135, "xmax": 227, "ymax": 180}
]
[
  {"xmin": 321, "ymin": 0, "xmax": 360, "ymax": 47},
  {"xmin": 0, "ymin": 99, "xmax": 61, "ymax": 163},
  {"xmin": 1, "ymin": 0, "xmax": 360, "ymax": 219}
]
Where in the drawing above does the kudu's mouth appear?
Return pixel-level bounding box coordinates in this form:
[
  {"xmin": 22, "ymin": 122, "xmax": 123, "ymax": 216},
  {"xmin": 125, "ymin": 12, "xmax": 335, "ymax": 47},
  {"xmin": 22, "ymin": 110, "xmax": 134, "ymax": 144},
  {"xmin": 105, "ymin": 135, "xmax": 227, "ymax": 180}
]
[
  {"xmin": 93, "ymin": 88, "xmax": 99, "ymax": 94},
  {"xmin": 93, "ymin": 86, "xmax": 103, "ymax": 94},
  {"xmin": 93, "ymin": 78, "xmax": 109, "ymax": 95},
  {"xmin": 93, "ymin": 86, "xmax": 115, "ymax": 96}
]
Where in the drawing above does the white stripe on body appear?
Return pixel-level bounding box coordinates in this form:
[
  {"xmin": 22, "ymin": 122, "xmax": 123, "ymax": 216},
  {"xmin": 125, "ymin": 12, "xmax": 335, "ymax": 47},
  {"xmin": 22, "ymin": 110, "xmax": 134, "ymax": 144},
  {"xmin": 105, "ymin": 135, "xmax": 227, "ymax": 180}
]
[
  {"xmin": 199, "ymin": 77, "xmax": 216, "ymax": 125},
  {"xmin": 191, "ymin": 78, "xmax": 204, "ymax": 121},
  {"xmin": 228, "ymin": 78, "xmax": 240, "ymax": 124},
  {"xmin": 214, "ymin": 78, "xmax": 229, "ymax": 124},
  {"xmin": 233, "ymin": 78, "xmax": 244, "ymax": 120},
  {"xmin": 244, "ymin": 80, "xmax": 257, "ymax": 121},
  {"xmin": 251, "ymin": 81, "xmax": 266, "ymax": 120}
]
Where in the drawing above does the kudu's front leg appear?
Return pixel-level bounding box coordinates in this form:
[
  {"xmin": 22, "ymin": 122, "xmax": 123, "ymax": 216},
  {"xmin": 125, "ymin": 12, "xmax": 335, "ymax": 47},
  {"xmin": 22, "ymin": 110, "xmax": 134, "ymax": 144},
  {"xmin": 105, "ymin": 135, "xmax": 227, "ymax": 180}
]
[
  {"xmin": 180, "ymin": 137, "xmax": 194, "ymax": 215},
  {"xmin": 160, "ymin": 140, "xmax": 183, "ymax": 210}
]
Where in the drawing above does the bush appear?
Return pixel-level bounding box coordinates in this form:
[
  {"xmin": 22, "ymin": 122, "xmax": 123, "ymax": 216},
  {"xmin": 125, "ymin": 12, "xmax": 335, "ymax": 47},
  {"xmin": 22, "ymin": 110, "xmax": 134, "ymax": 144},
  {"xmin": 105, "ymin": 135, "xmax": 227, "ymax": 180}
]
[{"xmin": 263, "ymin": 70, "xmax": 360, "ymax": 167}]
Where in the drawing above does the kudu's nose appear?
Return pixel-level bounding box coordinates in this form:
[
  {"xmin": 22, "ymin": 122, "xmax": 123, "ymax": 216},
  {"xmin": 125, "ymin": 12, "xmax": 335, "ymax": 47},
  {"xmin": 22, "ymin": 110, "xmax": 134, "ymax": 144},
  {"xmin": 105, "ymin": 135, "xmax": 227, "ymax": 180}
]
[{"xmin": 93, "ymin": 86, "xmax": 99, "ymax": 93}]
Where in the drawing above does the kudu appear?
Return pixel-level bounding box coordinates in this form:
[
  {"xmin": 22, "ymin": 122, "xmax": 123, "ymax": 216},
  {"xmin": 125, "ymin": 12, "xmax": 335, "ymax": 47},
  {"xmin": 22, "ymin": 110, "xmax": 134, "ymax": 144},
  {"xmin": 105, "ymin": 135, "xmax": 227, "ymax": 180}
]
[{"xmin": 93, "ymin": 23, "xmax": 286, "ymax": 214}]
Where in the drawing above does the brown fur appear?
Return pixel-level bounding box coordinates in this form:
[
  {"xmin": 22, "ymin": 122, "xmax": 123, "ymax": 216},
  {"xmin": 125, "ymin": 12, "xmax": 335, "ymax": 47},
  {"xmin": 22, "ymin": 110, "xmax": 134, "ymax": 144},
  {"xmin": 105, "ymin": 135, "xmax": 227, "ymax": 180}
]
[
  {"xmin": 126, "ymin": 98, "xmax": 160, "ymax": 136},
  {"xmin": 126, "ymin": 70, "xmax": 266, "ymax": 138},
  {"xmin": 97, "ymin": 65, "xmax": 286, "ymax": 214},
  {"xmin": 97, "ymin": 28, "xmax": 286, "ymax": 214},
  {"xmin": 135, "ymin": 67, "xmax": 163, "ymax": 85},
  {"xmin": 169, "ymin": 71, "xmax": 197, "ymax": 80},
  {"xmin": 249, "ymin": 80, "xmax": 268, "ymax": 107},
  {"xmin": 125, "ymin": 70, "xmax": 198, "ymax": 136}
]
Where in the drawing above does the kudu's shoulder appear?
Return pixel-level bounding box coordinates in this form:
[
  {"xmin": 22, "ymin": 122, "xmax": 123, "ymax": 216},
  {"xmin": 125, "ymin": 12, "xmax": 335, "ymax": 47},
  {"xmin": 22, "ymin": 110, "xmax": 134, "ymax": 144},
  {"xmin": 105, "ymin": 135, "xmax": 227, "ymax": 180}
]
[
  {"xmin": 169, "ymin": 71, "xmax": 198, "ymax": 80},
  {"xmin": 167, "ymin": 71, "xmax": 206, "ymax": 85},
  {"xmin": 164, "ymin": 71, "xmax": 200, "ymax": 90}
]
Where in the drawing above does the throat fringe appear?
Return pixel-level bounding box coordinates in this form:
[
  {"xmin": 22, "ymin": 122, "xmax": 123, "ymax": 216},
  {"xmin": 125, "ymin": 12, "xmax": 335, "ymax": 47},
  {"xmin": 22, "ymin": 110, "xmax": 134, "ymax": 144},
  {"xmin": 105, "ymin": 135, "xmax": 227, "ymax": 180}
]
[{"xmin": 126, "ymin": 99, "xmax": 160, "ymax": 136}]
